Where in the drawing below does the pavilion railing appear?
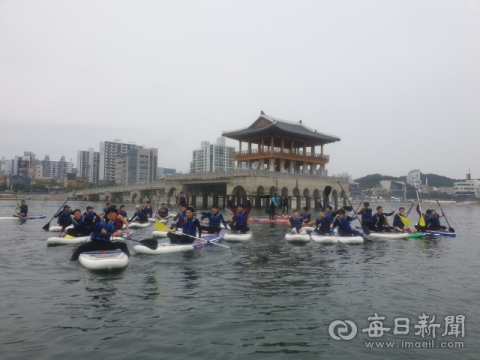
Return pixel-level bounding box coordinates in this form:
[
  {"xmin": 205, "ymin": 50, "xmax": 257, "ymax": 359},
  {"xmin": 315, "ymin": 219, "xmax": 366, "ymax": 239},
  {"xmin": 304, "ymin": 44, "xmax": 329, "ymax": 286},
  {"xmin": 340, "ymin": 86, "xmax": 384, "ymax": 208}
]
[{"xmin": 233, "ymin": 147, "xmax": 330, "ymax": 163}]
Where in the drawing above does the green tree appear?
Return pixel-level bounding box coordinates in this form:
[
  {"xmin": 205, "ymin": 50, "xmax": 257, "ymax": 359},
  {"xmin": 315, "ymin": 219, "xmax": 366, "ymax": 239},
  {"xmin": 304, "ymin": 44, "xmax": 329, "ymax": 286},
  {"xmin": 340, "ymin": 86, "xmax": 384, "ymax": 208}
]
[
  {"xmin": 12, "ymin": 183, "xmax": 27, "ymax": 192},
  {"xmin": 0, "ymin": 182, "xmax": 7, "ymax": 191},
  {"xmin": 31, "ymin": 183, "xmax": 46, "ymax": 192}
]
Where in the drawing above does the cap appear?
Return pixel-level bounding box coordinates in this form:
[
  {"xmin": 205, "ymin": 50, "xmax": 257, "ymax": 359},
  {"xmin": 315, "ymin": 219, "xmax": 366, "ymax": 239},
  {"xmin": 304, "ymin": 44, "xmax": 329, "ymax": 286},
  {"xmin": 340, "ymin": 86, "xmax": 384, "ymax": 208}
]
[
  {"xmin": 64, "ymin": 205, "xmax": 71, "ymax": 209},
  {"xmin": 86, "ymin": 206, "xmax": 94, "ymax": 210}
]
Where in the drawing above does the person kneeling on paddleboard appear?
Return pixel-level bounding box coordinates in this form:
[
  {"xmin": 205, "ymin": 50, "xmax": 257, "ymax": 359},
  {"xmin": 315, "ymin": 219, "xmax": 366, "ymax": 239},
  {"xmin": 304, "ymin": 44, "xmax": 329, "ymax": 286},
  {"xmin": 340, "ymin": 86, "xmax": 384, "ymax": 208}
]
[
  {"xmin": 332, "ymin": 209, "xmax": 359, "ymax": 236},
  {"xmin": 287, "ymin": 210, "xmax": 307, "ymax": 234},
  {"xmin": 13, "ymin": 200, "xmax": 28, "ymax": 218},
  {"xmin": 200, "ymin": 205, "xmax": 228, "ymax": 234},
  {"xmin": 228, "ymin": 196, "xmax": 251, "ymax": 234},
  {"xmin": 62, "ymin": 209, "xmax": 93, "ymax": 237},
  {"xmin": 430, "ymin": 210, "xmax": 447, "ymax": 231},
  {"xmin": 314, "ymin": 209, "xmax": 331, "ymax": 235},
  {"xmin": 356, "ymin": 202, "xmax": 377, "ymax": 232},
  {"xmin": 66, "ymin": 208, "xmax": 130, "ymax": 263},
  {"xmin": 168, "ymin": 207, "xmax": 201, "ymax": 244},
  {"xmin": 393, "ymin": 207, "xmax": 417, "ymax": 233},
  {"xmin": 156, "ymin": 203, "xmax": 169, "ymax": 220},
  {"xmin": 83, "ymin": 206, "xmax": 97, "ymax": 225},
  {"xmin": 55, "ymin": 205, "xmax": 73, "ymax": 228},
  {"xmin": 130, "ymin": 205, "xmax": 148, "ymax": 224},
  {"xmin": 373, "ymin": 206, "xmax": 395, "ymax": 232}
]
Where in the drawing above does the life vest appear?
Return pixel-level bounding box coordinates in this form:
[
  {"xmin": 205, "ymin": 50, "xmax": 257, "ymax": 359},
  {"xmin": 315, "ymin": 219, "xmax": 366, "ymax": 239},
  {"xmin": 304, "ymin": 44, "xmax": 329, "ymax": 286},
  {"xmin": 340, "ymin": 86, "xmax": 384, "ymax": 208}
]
[
  {"xmin": 316, "ymin": 217, "xmax": 330, "ymax": 231},
  {"xmin": 432, "ymin": 215, "xmax": 441, "ymax": 226},
  {"xmin": 20, "ymin": 205, "xmax": 28, "ymax": 215},
  {"xmin": 91, "ymin": 219, "xmax": 115, "ymax": 242},
  {"xmin": 114, "ymin": 218, "xmax": 123, "ymax": 230},
  {"xmin": 142, "ymin": 207, "xmax": 152, "ymax": 216},
  {"xmin": 135, "ymin": 211, "xmax": 147, "ymax": 221},
  {"xmin": 393, "ymin": 215, "xmax": 404, "ymax": 228},
  {"xmin": 58, "ymin": 211, "xmax": 71, "ymax": 224},
  {"xmin": 235, "ymin": 211, "xmax": 247, "ymax": 226},
  {"xmin": 209, "ymin": 212, "xmax": 221, "ymax": 227},
  {"xmin": 176, "ymin": 212, "xmax": 186, "ymax": 222},
  {"xmin": 337, "ymin": 217, "xmax": 351, "ymax": 232},
  {"xmin": 158, "ymin": 208, "xmax": 168, "ymax": 218},
  {"xmin": 103, "ymin": 207, "xmax": 109, "ymax": 214},
  {"xmin": 119, "ymin": 210, "xmax": 127, "ymax": 218},
  {"xmin": 182, "ymin": 217, "xmax": 197, "ymax": 236},
  {"xmin": 72, "ymin": 218, "xmax": 87, "ymax": 231},
  {"xmin": 423, "ymin": 216, "xmax": 431, "ymax": 227},
  {"xmin": 361, "ymin": 209, "xmax": 373, "ymax": 223},
  {"xmin": 83, "ymin": 211, "xmax": 96, "ymax": 223},
  {"xmin": 179, "ymin": 195, "xmax": 186, "ymax": 203},
  {"xmin": 325, "ymin": 211, "xmax": 334, "ymax": 222},
  {"xmin": 291, "ymin": 215, "xmax": 302, "ymax": 230},
  {"xmin": 301, "ymin": 212, "xmax": 310, "ymax": 221}
]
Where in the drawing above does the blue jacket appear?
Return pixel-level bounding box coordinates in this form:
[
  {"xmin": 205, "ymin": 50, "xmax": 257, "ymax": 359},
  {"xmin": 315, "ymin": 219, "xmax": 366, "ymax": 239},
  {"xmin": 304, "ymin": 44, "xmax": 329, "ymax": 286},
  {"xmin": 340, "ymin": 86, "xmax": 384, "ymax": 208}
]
[
  {"xmin": 72, "ymin": 217, "xmax": 89, "ymax": 232},
  {"xmin": 90, "ymin": 218, "xmax": 115, "ymax": 242},
  {"xmin": 134, "ymin": 211, "xmax": 147, "ymax": 221}
]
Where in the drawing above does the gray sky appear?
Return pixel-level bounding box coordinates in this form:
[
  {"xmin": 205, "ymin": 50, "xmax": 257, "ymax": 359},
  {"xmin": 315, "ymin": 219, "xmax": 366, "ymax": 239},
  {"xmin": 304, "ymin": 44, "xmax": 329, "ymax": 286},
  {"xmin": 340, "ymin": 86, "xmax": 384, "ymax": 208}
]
[{"xmin": 1, "ymin": 0, "xmax": 479, "ymax": 179}]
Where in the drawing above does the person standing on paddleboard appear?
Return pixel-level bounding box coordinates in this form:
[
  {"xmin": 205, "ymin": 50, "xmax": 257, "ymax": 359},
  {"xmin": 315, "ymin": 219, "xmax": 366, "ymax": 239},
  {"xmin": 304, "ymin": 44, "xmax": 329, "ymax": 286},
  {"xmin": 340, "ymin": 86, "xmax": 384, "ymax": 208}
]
[
  {"xmin": 65, "ymin": 208, "xmax": 130, "ymax": 264},
  {"xmin": 268, "ymin": 193, "xmax": 280, "ymax": 220},
  {"xmin": 12, "ymin": 200, "xmax": 28, "ymax": 218},
  {"xmin": 282, "ymin": 195, "xmax": 289, "ymax": 215},
  {"xmin": 356, "ymin": 202, "xmax": 377, "ymax": 232},
  {"xmin": 177, "ymin": 192, "xmax": 187, "ymax": 207}
]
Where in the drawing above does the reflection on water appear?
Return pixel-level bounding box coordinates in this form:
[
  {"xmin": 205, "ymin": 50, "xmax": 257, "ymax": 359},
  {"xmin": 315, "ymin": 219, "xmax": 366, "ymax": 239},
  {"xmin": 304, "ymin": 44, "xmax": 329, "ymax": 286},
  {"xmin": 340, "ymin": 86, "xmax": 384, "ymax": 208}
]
[{"xmin": 0, "ymin": 200, "xmax": 478, "ymax": 359}]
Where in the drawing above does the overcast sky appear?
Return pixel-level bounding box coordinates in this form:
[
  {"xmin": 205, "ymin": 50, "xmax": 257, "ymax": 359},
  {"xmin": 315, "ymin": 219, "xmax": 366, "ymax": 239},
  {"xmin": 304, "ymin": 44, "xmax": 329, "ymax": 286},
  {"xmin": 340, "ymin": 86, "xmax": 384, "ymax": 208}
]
[{"xmin": 1, "ymin": 0, "xmax": 479, "ymax": 179}]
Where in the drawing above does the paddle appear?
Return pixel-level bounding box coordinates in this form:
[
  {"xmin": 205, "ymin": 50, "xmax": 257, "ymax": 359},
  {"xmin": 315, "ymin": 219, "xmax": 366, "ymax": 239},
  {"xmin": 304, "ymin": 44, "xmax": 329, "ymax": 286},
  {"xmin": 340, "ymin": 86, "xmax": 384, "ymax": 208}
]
[
  {"xmin": 416, "ymin": 190, "xmax": 426, "ymax": 228},
  {"xmin": 42, "ymin": 199, "xmax": 68, "ymax": 230},
  {"xmin": 108, "ymin": 232, "xmax": 158, "ymax": 250},
  {"xmin": 322, "ymin": 186, "xmax": 332, "ymax": 209},
  {"xmin": 169, "ymin": 231, "xmax": 231, "ymax": 249},
  {"xmin": 405, "ymin": 203, "xmax": 415, "ymax": 218},
  {"xmin": 436, "ymin": 200, "xmax": 455, "ymax": 233},
  {"xmin": 338, "ymin": 182, "xmax": 370, "ymax": 235},
  {"xmin": 155, "ymin": 221, "xmax": 171, "ymax": 231}
]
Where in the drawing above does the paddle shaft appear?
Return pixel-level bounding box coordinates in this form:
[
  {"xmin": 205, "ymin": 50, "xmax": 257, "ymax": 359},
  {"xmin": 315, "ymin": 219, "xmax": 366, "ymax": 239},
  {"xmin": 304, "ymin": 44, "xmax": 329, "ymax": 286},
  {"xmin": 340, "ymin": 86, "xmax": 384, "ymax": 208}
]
[
  {"xmin": 107, "ymin": 232, "xmax": 158, "ymax": 250},
  {"xmin": 405, "ymin": 203, "xmax": 415, "ymax": 218},
  {"xmin": 43, "ymin": 198, "xmax": 69, "ymax": 230},
  {"xmin": 338, "ymin": 182, "xmax": 370, "ymax": 235},
  {"xmin": 173, "ymin": 231, "xmax": 231, "ymax": 249},
  {"xmin": 436, "ymin": 200, "xmax": 454, "ymax": 231}
]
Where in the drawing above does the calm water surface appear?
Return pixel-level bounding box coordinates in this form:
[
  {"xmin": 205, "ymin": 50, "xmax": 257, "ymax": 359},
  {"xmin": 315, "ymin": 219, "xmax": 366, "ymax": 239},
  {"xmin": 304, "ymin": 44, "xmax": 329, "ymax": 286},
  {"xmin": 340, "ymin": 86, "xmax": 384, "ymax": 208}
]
[{"xmin": 0, "ymin": 200, "xmax": 479, "ymax": 360}]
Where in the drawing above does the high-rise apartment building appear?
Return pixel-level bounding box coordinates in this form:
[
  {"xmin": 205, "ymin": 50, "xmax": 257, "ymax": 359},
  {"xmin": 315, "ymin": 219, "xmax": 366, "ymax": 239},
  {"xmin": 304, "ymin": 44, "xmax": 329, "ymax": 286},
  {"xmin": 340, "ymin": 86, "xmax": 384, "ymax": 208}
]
[
  {"xmin": 114, "ymin": 148, "xmax": 158, "ymax": 185},
  {"xmin": 99, "ymin": 140, "xmax": 144, "ymax": 181},
  {"xmin": 77, "ymin": 148, "xmax": 100, "ymax": 184},
  {"xmin": 407, "ymin": 169, "xmax": 421, "ymax": 189},
  {"xmin": 190, "ymin": 137, "xmax": 235, "ymax": 173}
]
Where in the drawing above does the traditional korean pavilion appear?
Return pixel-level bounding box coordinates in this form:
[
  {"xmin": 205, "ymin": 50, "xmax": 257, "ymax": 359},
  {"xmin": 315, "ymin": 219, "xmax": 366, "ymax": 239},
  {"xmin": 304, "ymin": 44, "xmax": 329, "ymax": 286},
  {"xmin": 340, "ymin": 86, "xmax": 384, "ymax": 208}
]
[{"xmin": 222, "ymin": 112, "xmax": 340, "ymax": 174}]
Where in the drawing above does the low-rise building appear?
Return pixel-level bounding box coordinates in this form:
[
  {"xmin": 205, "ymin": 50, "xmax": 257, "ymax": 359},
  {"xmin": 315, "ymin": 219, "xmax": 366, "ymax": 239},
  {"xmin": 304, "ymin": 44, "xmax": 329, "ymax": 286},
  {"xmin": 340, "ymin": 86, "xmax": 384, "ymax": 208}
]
[{"xmin": 454, "ymin": 174, "xmax": 480, "ymax": 198}]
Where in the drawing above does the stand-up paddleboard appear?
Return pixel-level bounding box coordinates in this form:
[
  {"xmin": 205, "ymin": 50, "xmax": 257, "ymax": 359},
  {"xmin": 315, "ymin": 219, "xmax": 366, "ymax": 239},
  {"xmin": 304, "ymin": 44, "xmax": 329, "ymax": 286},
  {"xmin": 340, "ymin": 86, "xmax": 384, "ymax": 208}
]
[
  {"xmin": 285, "ymin": 232, "xmax": 310, "ymax": 242},
  {"xmin": 249, "ymin": 218, "xmax": 288, "ymax": 224},
  {"xmin": 78, "ymin": 250, "xmax": 128, "ymax": 271},
  {"xmin": 311, "ymin": 232, "xmax": 339, "ymax": 244},
  {"xmin": 134, "ymin": 230, "xmax": 225, "ymax": 255},
  {"xmin": 49, "ymin": 224, "xmax": 73, "ymax": 232},
  {"xmin": 0, "ymin": 215, "xmax": 46, "ymax": 220},
  {"xmin": 337, "ymin": 235, "xmax": 364, "ymax": 244},
  {"xmin": 421, "ymin": 232, "xmax": 442, "ymax": 238},
  {"xmin": 47, "ymin": 230, "xmax": 134, "ymax": 246},
  {"xmin": 302, "ymin": 226, "xmax": 315, "ymax": 232},
  {"xmin": 408, "ymin": 233, "xmax": 424, "ymax": 239},
  {"xmin": 223, "ymin": 231, "xmax": 253, "ymax": 242},
  {"xmin": 125, "ymin": 222, "xmax": 152, "ymax": 229},
  {"xmin": 364, "ymin": 232, "xmax": 409, "ymax": 240},
  {"xmin": 430, "ymin": 231, "xmax": 456, "ymax": 237}
]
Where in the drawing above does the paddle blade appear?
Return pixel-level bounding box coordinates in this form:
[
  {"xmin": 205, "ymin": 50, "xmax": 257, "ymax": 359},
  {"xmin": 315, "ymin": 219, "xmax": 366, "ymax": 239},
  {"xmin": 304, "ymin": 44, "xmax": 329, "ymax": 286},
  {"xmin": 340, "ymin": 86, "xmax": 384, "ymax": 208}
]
[
  {"xmin": 42, "ymin": 222, "xmax": 50, "ymax": 231},
  {"xmin": 324, "ymin": 186, "xmax": 332, "ymax": 198},
  {"xmin": 65, "ymin": 235, "xmax": 75, "ymax": 239},
  {"xmin": 419, "ymin": 214, "xmax": 426, "ymax": 227},
  {"xmin": 155, "ymin": 221, "xmax": 170, "ymax": 231},
  {"xmin": 449, "ymin": 227, "xmax": 455, "ymax": 233},
  {"xmin": 399, "ymin": 215, "xmax": 411, "ymax": 226},
  {"xmin": 361, "ymin": 223, "xmax": 371, "ymax": 235},
  {"xmin": 139, "ymin": 238, "xmax": 158, "ymax": 250}
]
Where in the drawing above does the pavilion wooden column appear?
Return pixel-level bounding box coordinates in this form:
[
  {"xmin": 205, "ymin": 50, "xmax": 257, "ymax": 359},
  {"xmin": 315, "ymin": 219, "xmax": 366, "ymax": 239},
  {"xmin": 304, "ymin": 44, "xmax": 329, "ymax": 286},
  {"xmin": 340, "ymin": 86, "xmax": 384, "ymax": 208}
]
[
  {"xmin": 290, "ymin": 139, "xmax": 294, "ymax": 173},
  {"xmin": 238, "ymin": 141, "xmax": 242, "ymax": 169},
  {"xmin": 280, "ymin": 138, "xmax": 285, "ymax": 172},
  {"xmin": 303, "ymin": 142, "xmax": 307, "ymax": 174},
  {"xmin": 270, "ymin": 136, "xmax": 274, "ymax": 171},
  {"xmin": 311, "ymin": 145, "xmax": 315, "ymax": 174},
  {"xmin": 260, "ymin": 138, "xmax": 264, "ymax": 169},
  {"xmin": 248, "ymin": 141, "xmax": 252, "ymax": 169}
]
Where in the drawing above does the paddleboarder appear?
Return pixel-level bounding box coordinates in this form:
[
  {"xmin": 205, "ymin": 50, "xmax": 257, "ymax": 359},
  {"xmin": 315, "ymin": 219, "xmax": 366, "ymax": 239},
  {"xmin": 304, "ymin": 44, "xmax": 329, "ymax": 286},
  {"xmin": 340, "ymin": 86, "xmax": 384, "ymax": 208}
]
[{"xmin": 12, "ymin": 200, "xmax": 28, "ymax": 218}]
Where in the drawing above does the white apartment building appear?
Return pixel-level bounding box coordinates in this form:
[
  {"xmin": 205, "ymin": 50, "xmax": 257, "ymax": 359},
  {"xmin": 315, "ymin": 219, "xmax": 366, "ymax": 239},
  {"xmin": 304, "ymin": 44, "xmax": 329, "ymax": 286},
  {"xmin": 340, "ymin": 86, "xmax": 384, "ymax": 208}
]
[
  {"xmin": 407, "ymin": 169, "xmax": 421, "ymax": 190},
  {"xmin": 190, "ymin": 137, "xmax": 235, "ymax": 173},
  {"xmin": 77, "ymin": 148, "xmax": 100, "ymax": 184},
  {"xmin": 99, "ymin": 140, "xmax": 144, "ymax": 181}
]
